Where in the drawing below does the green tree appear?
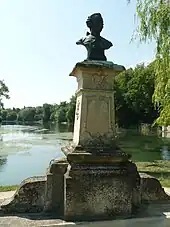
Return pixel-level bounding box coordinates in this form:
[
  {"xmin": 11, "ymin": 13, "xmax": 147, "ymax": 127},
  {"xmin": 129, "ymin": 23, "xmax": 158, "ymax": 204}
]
[
  {"xmin": 13, "ymin": 107, "xmax": 20, "ymax": 113},
  {"xmin": 66, "ymin": 95, "xmax": 76, "ymax": 124},
  {"xmin": 115, "ymin": 63, "xmax": 158, "ymax": 127},
  {"xmin": 34, "ymin": 106, "xmax": 43, "ymax": 121},
  {"xmin": 17, "ymin": 107, "xmax": 36, "ymax": 122},
  {"xmin": 6, "ymin": 111, "xmax": 17, "ymax": 121},
  {"xmin": 42, "ymin": 103, "xmax": 52, "ymax": 122},
  {"xmin": 128, "ymin": 0, "xmax": 170, "ymax": 125},
  {"xmin": 0, "ymin": 80, "xmax": 9, "ymax": 108},
  {"xmin": 1, "ymin": 110, "xmax": 8, "ymax": 121},
  {"xmin": 55, "ymin": 101, "xmax": 68, "ymax": 123},
  {"xmin": 50, "ymin": 104, "xmax": 58, "ymax": 121}
]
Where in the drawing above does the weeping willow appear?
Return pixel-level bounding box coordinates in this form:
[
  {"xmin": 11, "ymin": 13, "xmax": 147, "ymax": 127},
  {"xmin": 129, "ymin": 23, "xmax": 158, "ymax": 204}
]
[{"xmin": 128, "ymin": 0, "xmax": 170, "ymax": 125}]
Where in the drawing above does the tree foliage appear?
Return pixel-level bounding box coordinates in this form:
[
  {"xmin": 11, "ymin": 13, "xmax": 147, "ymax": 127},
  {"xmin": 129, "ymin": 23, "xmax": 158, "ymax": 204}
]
[
  {"xmin": 1, "ymin": 110, "xmax": 8, "ymax": 121},
  {"xmin": 6, "ymin": 111, "xmax": 17, "ymax": 121},
  {"xmin": 66, "ymin": 95, "xmax": 76, "ymax": 124},
  {"xmin": 55, "ymin": 101, "xmax": 68, "ymax": 123},
  {"xmin": 128, "ymin": 0, "xmax": 170, "ymax": 125},
  {"xmin": 0, "ymin": 97, "xmax": 76, "ymax": 125},
  {"xmin": 17, "ymin": 107, "xmax": 36, "ymax": 122},
  {"xmin": 115, "ymin": 63, "xmax": 158, "ymax": 127},
  {"xmin": 42, "ymin": 103, "xmax": 52, "ymax": 122},
  {"xmin": 0, "ymin": 80, "xmax": 9, "ymax": 108}
]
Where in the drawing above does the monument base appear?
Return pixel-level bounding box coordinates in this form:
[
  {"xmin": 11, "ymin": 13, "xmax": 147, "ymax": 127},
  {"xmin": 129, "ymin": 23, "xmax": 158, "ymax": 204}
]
[
  {"xmin": 1, "ymin": 159, "xmax": 170, "ymax": 220},
  {"xmin": 64, "ymin": 161, "xmax": 141, "ymax": 221}
]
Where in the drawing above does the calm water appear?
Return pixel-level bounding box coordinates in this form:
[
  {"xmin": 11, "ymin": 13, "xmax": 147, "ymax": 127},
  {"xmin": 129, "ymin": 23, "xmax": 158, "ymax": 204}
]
[{"xmin": 0, "ymin": 124, "xmax": 170, "ymax": 186}]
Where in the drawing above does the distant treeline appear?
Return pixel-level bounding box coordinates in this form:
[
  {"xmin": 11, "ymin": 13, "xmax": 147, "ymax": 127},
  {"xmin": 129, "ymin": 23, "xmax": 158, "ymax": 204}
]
[
  {"xmin": 0, "ymin": 63, "xmax": 159, "ymax": 128},
  {"xmin": 0, "ymin": 96, "xmax": 76, "ymax": 125}
]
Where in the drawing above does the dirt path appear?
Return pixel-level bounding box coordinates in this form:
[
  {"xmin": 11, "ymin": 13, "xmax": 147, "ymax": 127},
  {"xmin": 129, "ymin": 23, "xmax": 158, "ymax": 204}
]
[{"xmin": 0, "ymin": 190, "xmax": 15, "ymax": 204}]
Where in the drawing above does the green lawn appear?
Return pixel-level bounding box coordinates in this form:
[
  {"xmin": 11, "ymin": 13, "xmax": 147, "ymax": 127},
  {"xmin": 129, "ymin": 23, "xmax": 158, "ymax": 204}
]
[
  {"xmin": 136, "ymin": 160, "xmax": 170, "ymax": 187},
  {"xmin": 0, "ymin": 185, "xmax": 18, "ymax": 192}
]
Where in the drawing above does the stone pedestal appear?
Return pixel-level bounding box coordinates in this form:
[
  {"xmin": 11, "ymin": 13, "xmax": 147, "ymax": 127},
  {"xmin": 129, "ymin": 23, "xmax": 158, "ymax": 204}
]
[
  {"xmin": 71, "ymin": 61, "xmax": 124, "ymax": 150},
  {"xmin": 64, "ymin": 162, "xmax": 140, "ymax": 221},
  {"xmin": 62, "ymin": 61, "xmax": 129, "ymax": 159},
  {"xmin": 63, "ymin": 61, "xmax": 141, "ymax": 221}
]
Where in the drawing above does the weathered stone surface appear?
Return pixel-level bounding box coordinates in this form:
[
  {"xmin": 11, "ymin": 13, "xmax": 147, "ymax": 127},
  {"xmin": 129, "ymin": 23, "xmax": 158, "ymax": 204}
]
[
  {"xmin": 67, "ymin": 152, "xmax": 130, "ymax": 164},
  {"xmin": 64, "ymin": 161, "xmax": 140, "ymax": 221},
  {"xmin": 70, "ymin": 61, "xmax": 125, "ymax": 76},
  {"xmin": 69, "ymin": 61, "xmax": 125, "ymax": 150},
  {"xmin": 140, "ymin": 173, "xmax": 170, "ymax": 203},
  {"xmin": 49, "ymin": 157, "xmax": 68, "ymax": 174},
  {"xmin": 63, "ymin": 60, "xmax": 141, "ymax": 221},
  {"xmin": 44, "ymin": 158, "xmax": 68, "ymax": 215},
  {"xmin": 61, "ymin": 142, "xmax": 131, "ymax": 161},
  {"xmin": 1, "ymin": 176, "xmax": 46, "ymax": 213}
]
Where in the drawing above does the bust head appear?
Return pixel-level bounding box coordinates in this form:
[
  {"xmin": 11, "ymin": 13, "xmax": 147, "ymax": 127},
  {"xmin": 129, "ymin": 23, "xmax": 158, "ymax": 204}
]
[{"xmin": 86, "ymin": 13, "xmax": 104, "ymax": 35}]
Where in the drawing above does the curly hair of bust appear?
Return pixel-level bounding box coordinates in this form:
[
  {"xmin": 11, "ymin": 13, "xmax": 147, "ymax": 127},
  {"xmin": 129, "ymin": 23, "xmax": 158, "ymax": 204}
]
[{"xmin": 86, "ymin": 13, "xmax": 104, "ymax": 29}]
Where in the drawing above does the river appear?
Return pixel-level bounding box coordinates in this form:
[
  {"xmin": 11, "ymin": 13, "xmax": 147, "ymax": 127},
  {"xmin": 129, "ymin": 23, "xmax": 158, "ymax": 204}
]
[{"xmin": 0, "ymin": 124, "xmax": 170, "ymax": 186}]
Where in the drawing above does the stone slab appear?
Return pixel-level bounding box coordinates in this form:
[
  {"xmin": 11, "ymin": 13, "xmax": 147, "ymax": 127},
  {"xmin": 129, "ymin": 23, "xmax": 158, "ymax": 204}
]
[
  {"xmin": 0, "ymin": 176, "xmax": 46, "ymax": 213},
  {"xmin": 69, "ymin": 60, "xmax": 126, "ymax": 77},
  {"xmin": 67, "ymin": 152, "xmax": 130, "ymax": 164},
  {"xmin": 140, "ymin": 173, "xmax": 170, "ymax": 203}
]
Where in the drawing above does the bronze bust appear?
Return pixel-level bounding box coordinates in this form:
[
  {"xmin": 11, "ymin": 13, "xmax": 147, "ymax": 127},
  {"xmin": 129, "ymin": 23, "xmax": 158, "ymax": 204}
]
[{"xmin": 76, "ymin": 13, "xmax": 113, "ymax": 61}]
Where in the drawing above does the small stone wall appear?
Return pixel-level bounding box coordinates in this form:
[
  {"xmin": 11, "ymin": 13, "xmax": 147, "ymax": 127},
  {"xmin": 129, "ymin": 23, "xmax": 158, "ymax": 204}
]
[
  {"xmin": 140, "ymin": 173, "xmax": 170, "ymax": 203},
  {"xmin": 1, "ymin": 176, "xmax": 46, "ymax": 213}
]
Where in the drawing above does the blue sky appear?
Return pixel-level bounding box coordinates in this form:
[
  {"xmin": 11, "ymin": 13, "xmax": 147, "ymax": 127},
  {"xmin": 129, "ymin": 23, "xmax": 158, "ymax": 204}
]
[{"xmin": 0, "ymin": 0, "xmax": 156, "ymax": 108}]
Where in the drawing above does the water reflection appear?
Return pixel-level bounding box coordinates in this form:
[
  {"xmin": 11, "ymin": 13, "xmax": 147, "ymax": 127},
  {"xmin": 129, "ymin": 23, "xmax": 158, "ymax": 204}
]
[
  {"xmin": 0, "ymin": 157, "xmax": 7, "ymax": 172},
  {"xmin": 42, "ymin": 121, "xmax": 73, "ymax": 132},
  {"xmin": 161, "ymin": 146, "xmax": 170, "ymax": 160}
]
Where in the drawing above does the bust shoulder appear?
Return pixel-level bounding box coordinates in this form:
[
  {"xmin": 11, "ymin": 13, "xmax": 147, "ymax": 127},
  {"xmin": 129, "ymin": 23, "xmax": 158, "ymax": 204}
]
[
  {"xmin": 100, "ymin": 36, "xmax": 113, "ymax": 50},
  {"xmin": 76, "ymin": 35, "xmax": 112, "ymax": 50}
]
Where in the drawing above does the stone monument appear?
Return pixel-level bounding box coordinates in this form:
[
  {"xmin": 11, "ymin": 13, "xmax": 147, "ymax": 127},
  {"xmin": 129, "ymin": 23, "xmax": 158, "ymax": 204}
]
[
  {"xmin": 61, "ymin": 13, "xmax": 141, "ymax": 221},
  {"xmin": 1, "ymin": 12, "xmax": 170, "ymax": 223}
]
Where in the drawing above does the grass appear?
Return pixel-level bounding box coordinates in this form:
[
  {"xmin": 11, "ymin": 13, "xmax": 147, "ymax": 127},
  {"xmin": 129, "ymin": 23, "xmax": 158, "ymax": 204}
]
[
  {"xmin": 158, "ymin": 178, "xmax": 170, "ymax": 187},
  {"xmin": 136, "ymin": 160, "xmax": 170, "ymax": 187},
  {"xmin": 117, "ymin": 132, "xmax": 170, "ymax": 187},
  {"xmin": 0, "ymin": 185, "xmax": 18, "ymax": 192},
  {"xmin": 136, "ymin": 160, "xmax": 170, "ymax": 173}
]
